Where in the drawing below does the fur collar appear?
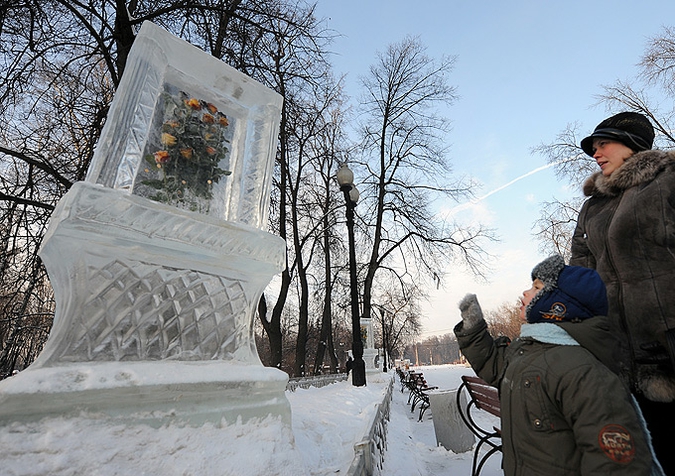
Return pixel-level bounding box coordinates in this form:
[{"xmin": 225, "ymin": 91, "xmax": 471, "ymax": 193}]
[{"xmin": 582, "ymin": 149, "xmax": 675, "ymax": 197}]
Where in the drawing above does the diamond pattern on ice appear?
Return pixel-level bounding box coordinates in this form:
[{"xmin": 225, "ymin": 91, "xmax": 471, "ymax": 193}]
[{"xmin": 63, "ymin": 260, "xmax": 249, "ymax": 362}]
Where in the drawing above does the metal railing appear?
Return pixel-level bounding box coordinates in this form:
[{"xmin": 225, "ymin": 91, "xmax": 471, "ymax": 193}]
[
  {"xmin": 286, "ymin": 373, "xmax": 348, "ymax": 392},
  {"xmin": 346, "ymin": 376, "xmax": 394, "ymax": 476}
]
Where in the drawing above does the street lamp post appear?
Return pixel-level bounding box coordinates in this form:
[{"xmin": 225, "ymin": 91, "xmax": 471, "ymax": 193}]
[
  {"xmin": 379, "ymin": 307, "xmax": 388, "ymax": 373},
  {"xmin": 336, "ymin": 164, "xmax": 366, "ymax": 387}
]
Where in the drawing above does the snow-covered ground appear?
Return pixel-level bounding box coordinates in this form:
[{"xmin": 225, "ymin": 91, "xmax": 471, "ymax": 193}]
[
  {"xmin": 377, "ymin": 365, "xmax": 502, "ymax": 475},
  {"xmin": 0, "ymin": 364, "xmax": 502, "ymax": 475}
]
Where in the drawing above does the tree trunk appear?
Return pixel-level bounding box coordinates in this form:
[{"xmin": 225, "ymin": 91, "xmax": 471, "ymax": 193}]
[{"xmin": 313, "ymin": 210, "xmax": 336, "ymax": 374}]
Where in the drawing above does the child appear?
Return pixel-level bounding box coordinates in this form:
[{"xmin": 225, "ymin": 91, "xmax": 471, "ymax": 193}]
[{"xmin": 454, "ymin": 254, "xmax": 663, "ymax": 475}]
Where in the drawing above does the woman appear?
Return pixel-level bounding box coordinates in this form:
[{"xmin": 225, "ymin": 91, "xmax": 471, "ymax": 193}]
[{"xmin": 571, "ymin": 111, "xmax": 675, "ymax": 474}]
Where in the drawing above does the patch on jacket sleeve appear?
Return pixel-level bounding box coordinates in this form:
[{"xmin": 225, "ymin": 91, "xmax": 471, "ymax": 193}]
[{"xmin": 598, "ymin": 424, "xmax": 635, "ymax": 464}]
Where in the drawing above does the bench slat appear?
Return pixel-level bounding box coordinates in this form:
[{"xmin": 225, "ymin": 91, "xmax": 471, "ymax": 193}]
[{"xmin": 462, "ymin": 376, "xmax": 501, "ymax": 418}]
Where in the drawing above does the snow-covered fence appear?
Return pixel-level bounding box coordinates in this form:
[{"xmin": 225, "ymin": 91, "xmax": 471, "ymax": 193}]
[
  {"xmin": 346, "ymin": 376, "xmax": 394, "ymax": 476},
  {"xmin": 286, "ymin": 373, "xmax": 348, "ymax": 392}
]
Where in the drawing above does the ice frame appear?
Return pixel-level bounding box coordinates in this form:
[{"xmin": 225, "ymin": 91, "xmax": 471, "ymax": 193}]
[{"xmin": 86, "ymin": 21, "xmax": 282, "ymax": 228}]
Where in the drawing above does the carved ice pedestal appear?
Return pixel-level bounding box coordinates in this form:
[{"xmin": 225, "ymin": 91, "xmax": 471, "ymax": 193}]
[{"xmin": 0, "ymin": 182, "xmax": 288, "ymax": 426}]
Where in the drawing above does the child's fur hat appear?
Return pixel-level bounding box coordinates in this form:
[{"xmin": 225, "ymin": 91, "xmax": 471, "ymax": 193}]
[{"xmin": 526, "ymin": 255, "xmax": 608, "ymax": 323}]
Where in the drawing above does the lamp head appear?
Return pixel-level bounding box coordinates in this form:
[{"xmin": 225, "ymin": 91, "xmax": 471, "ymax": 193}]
[
  {"xmin": 336, "ymin": 164, "xmax": 354, "ymax": 187},
  {"xmin": 349, "ymin": 186, "xmax": 359, "ymax": 204}
]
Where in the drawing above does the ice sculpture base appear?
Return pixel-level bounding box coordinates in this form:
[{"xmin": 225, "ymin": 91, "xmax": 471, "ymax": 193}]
[
  {"xmin": 0, "ymin": 182, "xmax": 290, "ymax": 428},
  {"xmin": 0, "ymin": 361, "xmax": 290, "ymax": 427}
]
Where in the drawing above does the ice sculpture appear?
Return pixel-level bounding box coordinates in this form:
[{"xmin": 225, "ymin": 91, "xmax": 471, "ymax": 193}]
[
  {"xmin": 0, "ymin": 21, "xmax": 289, "ymax": 427},
  {"xmin": 361, "ymin": 318, "xmax": 380, "ymax": 374}
]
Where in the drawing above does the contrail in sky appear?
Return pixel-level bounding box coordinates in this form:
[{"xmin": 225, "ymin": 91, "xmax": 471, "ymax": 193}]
[
  {"xmin": 446, "ymin": 156, "xmax": 577, "ymax": 217},
  {"xmin": 476, "ymin": 162, "xmax": 555, "ymax": 201}
]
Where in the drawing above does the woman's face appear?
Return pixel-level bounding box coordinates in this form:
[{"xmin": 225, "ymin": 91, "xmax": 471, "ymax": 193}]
[
  {"xmin": 592, "ymin": 138, "xmax": 634, "ymax": 176},
  {"xmin": 519, "ymin": 278, "xmax": 545, "ymax": 321}
]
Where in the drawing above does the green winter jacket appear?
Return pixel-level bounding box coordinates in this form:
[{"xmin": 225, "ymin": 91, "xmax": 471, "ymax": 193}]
[{"xmin": 455, "ymin": 317, "xmax": 659, "ymax": 476}]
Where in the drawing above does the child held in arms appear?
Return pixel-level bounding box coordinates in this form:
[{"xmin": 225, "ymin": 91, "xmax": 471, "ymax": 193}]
[{"xmin": 453, "ymin": 255, "xmax": 663, "ymax": 475}]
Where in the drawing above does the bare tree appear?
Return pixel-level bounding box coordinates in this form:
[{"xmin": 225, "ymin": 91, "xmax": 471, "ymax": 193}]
[
  {"xmin": 249, "ymin": 4, "xmax": 336, "ymax": 374},
  {"xmin": 310, "ymin": 94, "xmax": 350, "ymax": 375},
  {"xmin": 640, "ymin": 25, "xmax": 675, "ymax": 96},
  {"xmin": 532, "ymin": 196, "xmax": 585, "ymax": 261},
  {"xmin": 355, "ymin": 36, "xmax": 493, "ymax": 344},
  {"xmin": 485, "ymin": 300, "xmax": 522, "ymax": 342},
  {"xmin": 402, "ymin": 333, "xmax": 460, "ymax": 366},
  {"xmin": 371, "ymin": 283, "xmax": 424, "ymax": 365}
]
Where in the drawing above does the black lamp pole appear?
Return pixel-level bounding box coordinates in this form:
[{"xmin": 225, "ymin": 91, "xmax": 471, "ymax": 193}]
[
  {"xmin": 337, "ymin": 164, "xmax": 366, "ymax": 387},
  {"xmin": 380, "ymin": 308, "xmax": 388, "ymax": 373}
]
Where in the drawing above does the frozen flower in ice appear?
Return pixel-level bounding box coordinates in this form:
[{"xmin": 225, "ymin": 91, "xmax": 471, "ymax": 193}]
[
  {"xmin": 143, "ymin": 89, "xmax": 232, "ymax": 208},
  {"xmin": 217, "ymin": 113, "xmax": 229, "ymax": 127},
  {"xmin": 154, "ymin": 150, "xmax": 170, "ymax": 164},
  {"xmin": 185, "ymin": 98, "xmax": 201, "ymax": 110},
  {"xmin": 161, "ymin": 133, "xmax": 177, "ymax": 147}
]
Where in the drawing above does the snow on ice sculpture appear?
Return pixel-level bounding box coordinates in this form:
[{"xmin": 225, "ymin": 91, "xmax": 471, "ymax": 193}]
[{"xmin": 0, "ymin": 21, "xmax": 289, "ymax": 428}]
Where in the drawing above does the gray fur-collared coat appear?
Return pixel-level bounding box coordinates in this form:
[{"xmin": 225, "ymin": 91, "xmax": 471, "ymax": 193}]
[{"xmin": 571, "ymin": 149, "xmax": 675, "ymax": 402}]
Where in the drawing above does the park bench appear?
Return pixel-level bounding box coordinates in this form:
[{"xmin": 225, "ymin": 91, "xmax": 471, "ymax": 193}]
[
  {"xmin": 396, "ymin": 369, "xmax": 438, "ymax": 422},
  {"xmin": 395, "ymin": 367, "xmax": 408, "ymax": 393},
  {"xmin": 409, "ymin": 372, "xmax": 438, "ymax": 421},
  {"xmin": 457, "ymin": 375, "xmax": 502, "ymax": 476},
  {"xmin": 395, "ymin": 368, "xmax": 418, "ymax": 396}
]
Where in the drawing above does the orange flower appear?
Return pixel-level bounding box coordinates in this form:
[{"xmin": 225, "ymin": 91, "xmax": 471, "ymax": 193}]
[
  {"xmin": 164, "ymin": 120, "xmax": 180, "ymax": 128},
  {"xmin": 206, "ymin": 103, "xmax": 218, "ymax": 114},
  {"xmin": 153, "ymin": 150, "xmax": 170, "ymax": 164},
  {"xmin": 161, "ymin": 133, "xmax": 177, "ymax": 146},
  {"xmin": 202, "ymin": 113, "xmax": 215, "ymax": 124},
  {"xmin": 218, "ymin": 115, "xmax": 229, "ymax": 127},
  {"xmin": 206, "ymin": 146, "xmax": 217, "ymax": 155},
  {"xmin": 185, "ymin": 98, "xmax": 201, "ymax": 110},
  {"xmin": 180, "ymin": 148, "xmax": 193, "ymax": 159}
]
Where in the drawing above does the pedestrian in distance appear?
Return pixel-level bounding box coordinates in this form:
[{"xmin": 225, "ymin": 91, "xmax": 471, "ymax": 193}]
[
  {"xmin": 345, "ymin": 356, "xmax": 354, "ymax": 375},
  {"xmin": 454, "ymin": 255, "xmax": 663, "ymax": 475},
  {"xmin": 572, "ymin": 111, "xmax": 675, "ymax": 474}
]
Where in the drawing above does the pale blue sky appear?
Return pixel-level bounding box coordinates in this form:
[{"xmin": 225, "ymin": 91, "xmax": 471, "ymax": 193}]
[{"xmin": 315, "ymin": 0, "xmax": 675, "ymax": 335}]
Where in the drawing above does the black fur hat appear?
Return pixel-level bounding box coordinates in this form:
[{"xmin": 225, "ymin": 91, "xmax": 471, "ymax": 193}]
[{"xmin": 580, "ymin": 112, "xmax": 654, "ymax": 157}]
